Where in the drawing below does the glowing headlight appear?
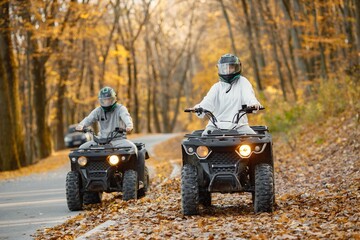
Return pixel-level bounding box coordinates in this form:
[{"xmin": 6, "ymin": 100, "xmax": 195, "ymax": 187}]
[
  {"xmin": 196, "ymin": 146, "xmax": 210, "ymax": 158},
  {"xmin": 239, "ymin": 145, "xmax": 251, "ymax": 157},
  {"xmin": 78, "ymin": 156, "xmax": 87, "ymax": 166},
  {"xmin": 108, "ymin": 155, "xmax": 120, "ymax": 165}
]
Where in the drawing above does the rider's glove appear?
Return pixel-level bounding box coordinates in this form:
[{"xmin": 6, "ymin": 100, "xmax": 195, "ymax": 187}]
[
  {"xmin": 75, "ymin": 124, "xmax": 84, "ymax": 131},
  {"xmin": 195, "ymin": 107, "xmax": 205, "ymax": 119},
  {"xmin": 126, "ymin": 127, "xmax": 133, "ymax": 134}
]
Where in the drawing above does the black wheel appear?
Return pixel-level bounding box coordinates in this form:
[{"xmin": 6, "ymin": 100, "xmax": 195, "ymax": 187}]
[
  {"xmin": 83, "ymin": 192, "xmax": 102, "ymax": 205},
  {"xmin": 138, "ymin": 166, "xmax": 150, "ymax": 198},
  {"xmin": 66, "ymin": 171, "xmax": 83, "ymax": 211},
  {"xmin": 254, "ymin": 164, "xmax": 274, "ymax": 213},
  {"xmin": 122, "ymin": 170, "xmax": 138, "ymax": 200},
  {"xmin": 181, "ymin": 164, "xmax": 199, "ymax": 215},
  {"xmin": 199, "ymin": 189, "xmax": 211, "ymax": 207}
]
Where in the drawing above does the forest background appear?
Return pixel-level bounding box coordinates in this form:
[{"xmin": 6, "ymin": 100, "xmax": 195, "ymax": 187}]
[{"xmin": 0, "ymin": 0, "xmax": 359, "ymax": 171}]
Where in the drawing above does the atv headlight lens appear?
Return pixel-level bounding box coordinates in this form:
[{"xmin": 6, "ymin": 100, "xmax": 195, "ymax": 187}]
[
  {"xmin": 196, "ymin": 146, "xmax": 209, "ymax": 158},
  {"xmin": 108, "ymin": 155, "xmax": 120, "ymax": 166},
  {"xmin": 239, "ymin": 145, "xmax": 251, "ymax": 157},
  {"xmin": 78, "ymin": 156, "xmax": 87, "ymax": 166}
]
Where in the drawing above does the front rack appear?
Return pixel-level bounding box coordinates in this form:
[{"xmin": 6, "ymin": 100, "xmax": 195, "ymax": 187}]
[{"xmin": 71, "ymin": 146, "xmax": 133, "ymax": 153}]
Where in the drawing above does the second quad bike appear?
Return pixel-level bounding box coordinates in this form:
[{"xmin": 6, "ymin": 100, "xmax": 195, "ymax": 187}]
[
  {"xmin": 65, "ymin": 128, "xmax": 150, "ymax": 211},
  {"xmin": 181, "ymin": 105, "xmax": 275, "ymax": 215}
]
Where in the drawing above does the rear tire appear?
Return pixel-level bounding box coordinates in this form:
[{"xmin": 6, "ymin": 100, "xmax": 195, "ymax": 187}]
[
  {"xmin": 66, "ymin": 171, "xmax": 83, "ymax": 211},
  {"xmin": 83, "ymin": 192, "xmax": 102, "ymax": 205},
  {"xmin": 254, "ymin": 164, "xmax": 274, "ymax": 213},
  {"xmin": 181, "ymin": 164, "xmax": 199, "ymax": 215},
  {"xmin": 123, "ymin": 170, "xmax": 138, "ymax": 200}
]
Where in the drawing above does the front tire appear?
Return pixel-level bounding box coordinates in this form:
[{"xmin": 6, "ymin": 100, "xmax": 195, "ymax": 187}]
[
  {"xmin": 181, "ymin": 164, "xmax": 199, "ymax": 215},
  {"xmin": 122, "ymin": 170, "xmax": 138, "ymax": 200},
  {"xmin": 254, "ymin": 164, "xmax": 274, "ymax": 213},
  {"xmin": 66, "ymin": 171, "xmax": 83, "ymax": 211}
]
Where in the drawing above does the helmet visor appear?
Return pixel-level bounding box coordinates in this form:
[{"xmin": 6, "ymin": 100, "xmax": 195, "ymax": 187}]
[
  {"xmin": 99, "ymin": 97, "xmax": 115, "ymax": 107},
  {"xmin": 217, "ymin": 63, "xmax": 240, "ymax": 75}
]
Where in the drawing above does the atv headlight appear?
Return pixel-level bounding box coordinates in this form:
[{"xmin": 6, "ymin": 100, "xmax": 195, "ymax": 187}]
[
  {"xmin": 196, "ymin": 146, "xmax": 210, "ymax": 158},
  {"xmin": 78, "ymin": 156, "xmax": 87, "ymax": 166},
  {"xmin": 239, "ymin": 145, "xmax": 251, "ymax": 157},
  {"xmin": 108, "ymin": 155, "xmax": 120, "ymax": 166}
]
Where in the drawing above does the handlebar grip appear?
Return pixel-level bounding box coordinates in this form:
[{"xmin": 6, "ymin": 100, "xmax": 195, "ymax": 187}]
[
  {"xmin": 247, "ymin": 106, "xmax": 265, "ymax": 113},
  {"xmin": 184, "ymin": 107, "xmax": 204, "ymax": 113},
  {"xmin": 114, "ymin": 127, "xmax": 126, "ymax": 133}
]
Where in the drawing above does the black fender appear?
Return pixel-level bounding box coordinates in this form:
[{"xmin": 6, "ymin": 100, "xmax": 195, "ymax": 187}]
[
  {"xmin": 136, "ymin": 148, "xmax": 148, "ymax": 182},
  {"xmin": 182, "ymin": 147, "xmax": 205, "ymax": 187}
]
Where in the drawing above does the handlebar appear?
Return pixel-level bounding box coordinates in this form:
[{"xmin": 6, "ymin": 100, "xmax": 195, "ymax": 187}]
[
  {"xmin": 184, "ymin": 105, "xmax": 265, "ymax": 126},
  {"xmin": 77, "ymin": 127, "xmax": 125, "ymax": 134},
  {"xmin": 184, "ymin": 105, "xmax": 265, "ymax": 114},
  {"xmin": 76, "ymin": 127, "xmax": 126, "ymax": 145}
]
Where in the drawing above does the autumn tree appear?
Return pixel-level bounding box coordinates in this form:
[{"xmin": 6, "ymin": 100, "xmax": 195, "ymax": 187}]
[{"xmin": 0, "ymin": 0, "xmax": 26, "ymax": 171}]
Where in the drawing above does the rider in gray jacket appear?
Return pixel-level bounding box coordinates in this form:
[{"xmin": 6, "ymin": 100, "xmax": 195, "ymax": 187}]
[{"xmin": 76, "ymin": 86, "xmax": 136, "ymax": 150}]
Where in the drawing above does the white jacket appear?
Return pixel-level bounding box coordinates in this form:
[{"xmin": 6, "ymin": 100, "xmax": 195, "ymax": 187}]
[{"xmin": 195, "ymin": 76, "xmax": 260, "ymax": 129}]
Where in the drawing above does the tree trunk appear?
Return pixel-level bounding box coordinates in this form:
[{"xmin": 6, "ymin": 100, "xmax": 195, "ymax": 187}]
[
  {"xmin": 130, "ymin": 46, "xmax": 140, "ymax": 132},
  {"xmin": 249, "ymin": 0, "xmax": 266, "ymax": 70},
  {"xmin": 144, "ymin": 32, "xmax": 152, "ymax": 133},
  {"xmin": 148, "ymin": 38, "xmax": 161, "ymax": 133},
  {"xmin": 258, "ymin": 1, "xmax": 287, "ymax": 101},
  {"xmin": 55, "ymin": 58, "xmax": 70, "ymax": 150},
  {"xmin": 280, "ymin": 0, "xmax": 309, "ymax": 81},
  {"xmin": 0, "ymin": 1, "xmax": 26, "ymax": 170},
  {"xmin": 240, "ymin": 0, "xmax": 263, "ymax": 91},
  {"xmin": 264, "ymin": 1, "xmax": 297, "ymax": 100},
  {"xmin": 354, "ymin": 0, "xmax": 360, "ymax": 64},
  {"xmin": 18, "ymin": 0, "xmax": 53, "ymax": 159},
  {"xmin": 32, "ymin": 57, "xmax": 52, "ymax": 158},
  {"xmin": 126, "ymin": 55, "xmax": 133, "ymax": 119},
  {"xmin": 312, "ymin": 1, "xmax": 328, "ymax": 80},
  {"xmin": 218, "ymin": 0, "xmax": 238, "ymax": 55}
]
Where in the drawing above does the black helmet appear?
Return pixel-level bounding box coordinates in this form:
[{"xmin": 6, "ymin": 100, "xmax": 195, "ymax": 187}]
[
  {"xmin": 217, "ymin": 53, "xmax": 242, "ymax": 83},
  {"xmin": 98, "ymin": 86, "xmax": 117, "ymax": 112}
]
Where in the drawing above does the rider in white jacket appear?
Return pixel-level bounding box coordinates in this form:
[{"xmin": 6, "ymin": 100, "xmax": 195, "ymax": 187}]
[{"xmin": 195, "ymin": 53, "xmax": 262, "ymax": 135}]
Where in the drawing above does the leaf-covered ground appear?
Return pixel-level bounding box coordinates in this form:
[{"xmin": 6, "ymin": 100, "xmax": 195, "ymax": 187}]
[{"xmin": 35, "ymin": 115, "xmax": 360, "ymax": 239}]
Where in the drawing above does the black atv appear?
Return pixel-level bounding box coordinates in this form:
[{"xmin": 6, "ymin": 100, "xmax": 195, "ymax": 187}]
[
  {"xmin": 181, "ymin": 105, "xmax": 274, "ymax": 215},
  {"xmin": 65, "ymin": 127, "xmax": 150, "ymax": 211}
]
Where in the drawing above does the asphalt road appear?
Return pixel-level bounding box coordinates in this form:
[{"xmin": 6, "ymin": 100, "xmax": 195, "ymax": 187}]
[{"xmin": 0, "ymin": 133, "xmax": 178, "ymax": 240}]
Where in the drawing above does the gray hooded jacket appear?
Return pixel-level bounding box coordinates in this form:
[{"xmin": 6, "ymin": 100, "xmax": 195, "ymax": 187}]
[{"xmin": 79, "ymin": 103, "xmax": 133, "ymax": 138}]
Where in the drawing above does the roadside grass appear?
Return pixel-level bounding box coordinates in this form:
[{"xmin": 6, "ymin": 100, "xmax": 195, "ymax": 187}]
[{"xmin": 264, "ymin": 75, "xmax": 359, "ymax": 135}]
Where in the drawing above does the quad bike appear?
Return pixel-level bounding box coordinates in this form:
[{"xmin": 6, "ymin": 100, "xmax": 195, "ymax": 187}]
[
  {"xmin": 65, "ymin": 127, "xmax": 150, "ymax": 211},
  {"xmin": 181, "ymin": 105, "xmax": 274, "ymax": 215}
]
